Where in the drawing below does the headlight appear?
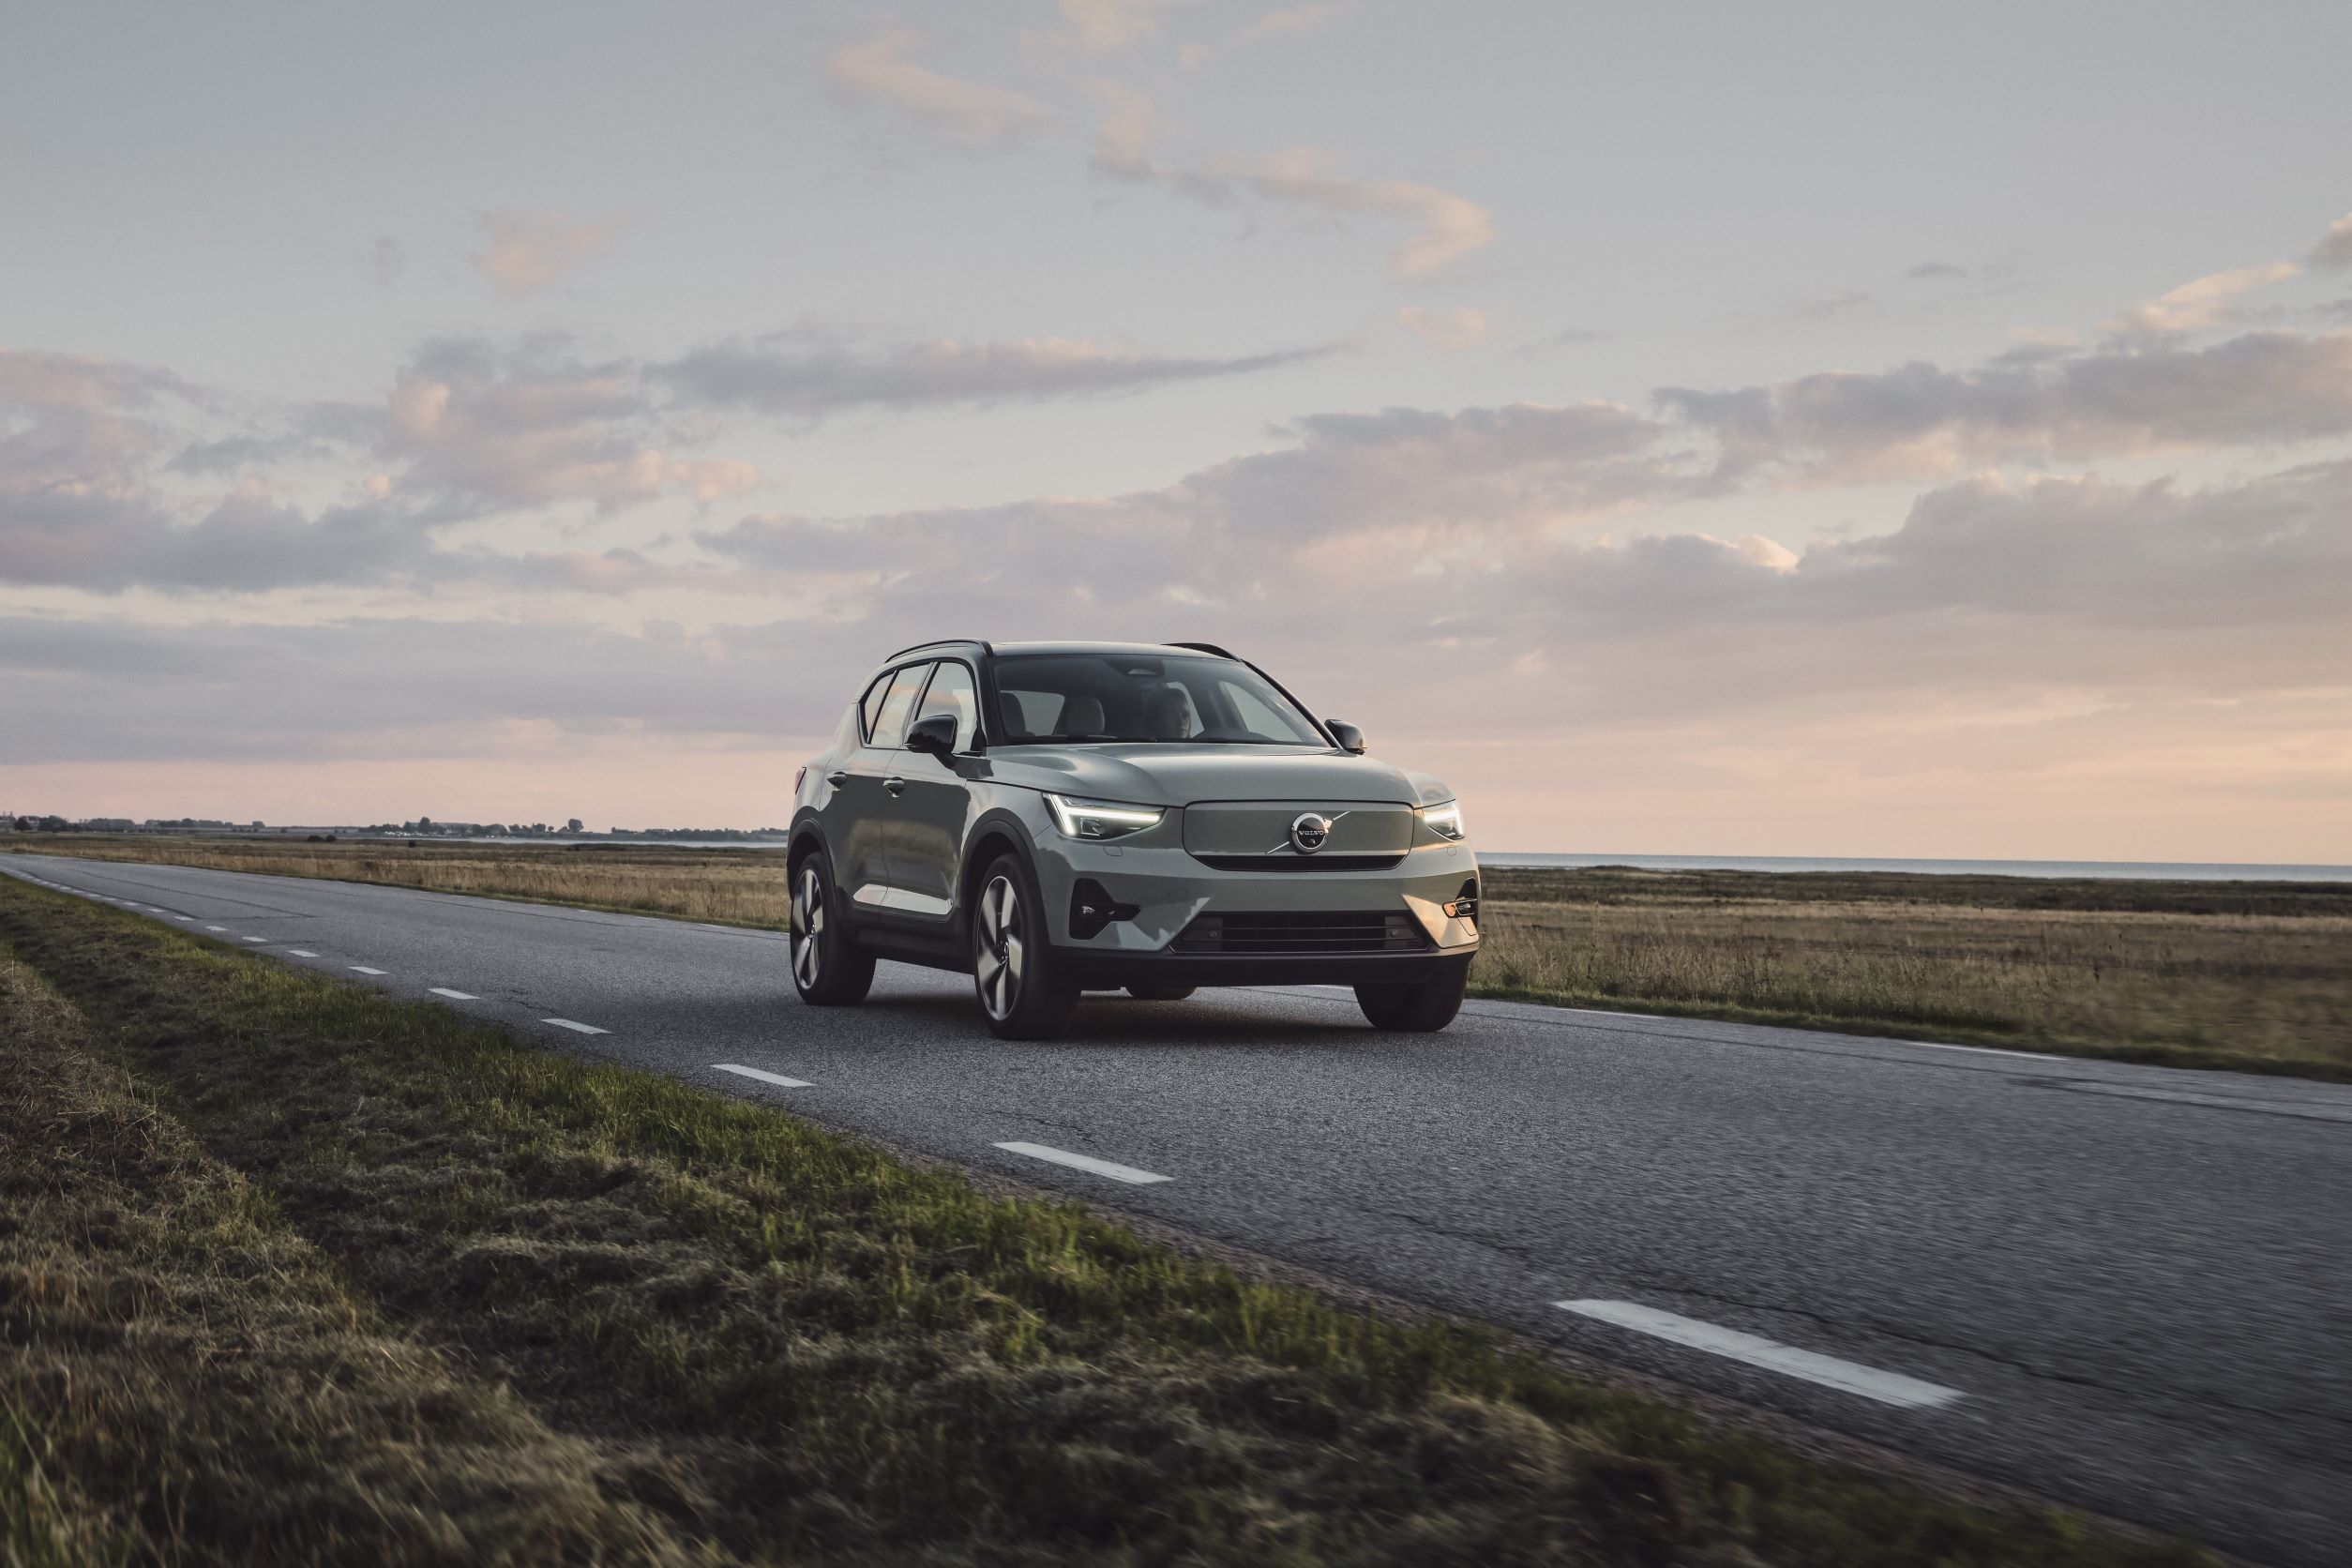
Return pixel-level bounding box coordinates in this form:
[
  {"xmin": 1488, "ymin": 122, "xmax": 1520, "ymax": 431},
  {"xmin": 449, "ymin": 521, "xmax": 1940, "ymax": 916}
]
[
  {"xmin": 1419, "ymin": 800, "xmax": 1467, "ymax": 841},
  {"xmin": 1045, "ymin": 793, "xmax": 1165, "ymax": 841}
]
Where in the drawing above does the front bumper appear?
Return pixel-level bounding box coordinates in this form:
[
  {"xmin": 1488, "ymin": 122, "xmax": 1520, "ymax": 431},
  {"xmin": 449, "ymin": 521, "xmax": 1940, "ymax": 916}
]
[{"xmin": 1030, "ymin": 826, "xmax": 1482, "ymax": 971}]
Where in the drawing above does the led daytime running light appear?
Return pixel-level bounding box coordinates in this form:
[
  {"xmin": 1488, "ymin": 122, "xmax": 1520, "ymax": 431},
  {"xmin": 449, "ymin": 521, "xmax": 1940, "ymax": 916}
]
[{"xmin": 1045, "ymin": 793, "xmax": 1165, "ymax": 840}]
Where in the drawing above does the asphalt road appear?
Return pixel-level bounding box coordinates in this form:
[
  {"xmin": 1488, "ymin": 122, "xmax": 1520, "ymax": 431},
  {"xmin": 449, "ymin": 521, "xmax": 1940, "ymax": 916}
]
[{"xmin": 8, "ymin": 851, "xmax": 2349, "ymax": 1566}]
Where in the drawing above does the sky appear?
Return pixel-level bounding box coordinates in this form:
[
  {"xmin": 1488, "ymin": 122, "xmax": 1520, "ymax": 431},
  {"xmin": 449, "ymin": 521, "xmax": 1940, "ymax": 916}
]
[{"xmin": 4, "ymin": 1, "xmax": 2350, "ymax": 859}]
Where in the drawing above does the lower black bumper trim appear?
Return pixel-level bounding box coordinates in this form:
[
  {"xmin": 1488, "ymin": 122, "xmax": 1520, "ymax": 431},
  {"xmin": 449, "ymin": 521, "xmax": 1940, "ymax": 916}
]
[{"xmin": 1048, "ymin": 946, "xmax": 1475, "ymax": 989}]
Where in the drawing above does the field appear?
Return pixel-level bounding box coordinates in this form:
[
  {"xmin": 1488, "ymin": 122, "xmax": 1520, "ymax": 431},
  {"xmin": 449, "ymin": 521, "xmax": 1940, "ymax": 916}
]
[
  {"xmin": 1472, "ymin": 867, "xmax": 2352, "ymax": 1076},
  {"xmin": 0, "ymin": 877, "xmax": 2209, "ymax": 1566},
  {"xmin": 8, "ymin": 835, "xmax": 2350, "ymax": 1077}
]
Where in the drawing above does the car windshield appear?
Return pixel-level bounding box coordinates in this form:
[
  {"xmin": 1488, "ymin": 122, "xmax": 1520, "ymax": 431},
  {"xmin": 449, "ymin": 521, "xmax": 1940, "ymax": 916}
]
[{"xmin": 990, "ymin": 653, "xmax": 1327, "ymax": 746}]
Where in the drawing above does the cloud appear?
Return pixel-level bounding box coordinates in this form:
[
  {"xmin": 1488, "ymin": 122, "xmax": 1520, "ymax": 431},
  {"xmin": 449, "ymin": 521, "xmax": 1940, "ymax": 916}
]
[
  {"xmin": 471, "ymin": 212, "xmax": 620, "ymax": 298},
  {"xmin": 1079, "ymin": 94, "xmax": 1493, "ymax": 281},
  {"xmin": 1906, "ymin": 261, "xmax": 1968, "ymax": 281},
  {"xmin": 0, "ymin": 350, "xmax": 197, "ymax": 413},
  {"xmin": 827, "ymin": 28, "xmax": 1052, "ymax": 143},
  {"xmin": 654, "ymin": 327, "xmax": 1338, "ymax": 416},
  {"xmin": 2310, "ymin": 211, "xmax": 2352, "ymax": 269},
  {"xmin": 1030, "ymin": 0, "xmax": 1184, "ymax": 56},
  {"xmin": 1793, "ymin": 287, "xmax": 1873, "ymax": 320},
  {"xmin": 1199, "ymin": 149, "xmax": 1496, "ymax": 279},
  {"xmin": 1087, "ymin": 79, "xmax": 1160, "ymax": 180},
  {"xmin": 2105, "ymin": 261, "xmax": 2302, "ymax": 338},
  {"xmin": 1395, "ymin": 306, "xmax": 1494, "ymax": 352},
  {"xmin": 1240, "ymin": 3, "xmax": 1347, "ymax": 40},
  {"xmin": 1659, "ymin": 329, "xmax": 2352, "ymax": 485},
  {"xmin": 697, "ymin": 400, "xmax": 1681, "ymax": 600},
  {"xmin": 378, "ymin": 338, "xmax": 758, "ymax": 512},
  {"xmin": 0, "ymin": 340, "xmax": 759, "ymax": 594}
]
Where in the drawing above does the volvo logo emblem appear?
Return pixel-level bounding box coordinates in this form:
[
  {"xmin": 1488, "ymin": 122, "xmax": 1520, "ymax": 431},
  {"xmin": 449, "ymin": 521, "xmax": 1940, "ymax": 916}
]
[{"xmin": 1289, "ymin": 812, "xmax": 1334, "ymax": 853}]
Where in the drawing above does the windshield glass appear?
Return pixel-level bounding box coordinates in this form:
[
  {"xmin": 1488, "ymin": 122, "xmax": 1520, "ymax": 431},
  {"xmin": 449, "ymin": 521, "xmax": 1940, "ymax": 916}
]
[{"xmin": 990, "ymin": 653, "xmax": 1327, "ymax": 746}]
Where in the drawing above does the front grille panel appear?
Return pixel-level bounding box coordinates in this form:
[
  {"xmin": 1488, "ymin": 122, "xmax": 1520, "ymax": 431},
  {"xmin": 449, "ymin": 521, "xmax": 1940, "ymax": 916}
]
[{"xmin": 1174, "ymin": 910, "xmax": 1430, "ymax": 955}]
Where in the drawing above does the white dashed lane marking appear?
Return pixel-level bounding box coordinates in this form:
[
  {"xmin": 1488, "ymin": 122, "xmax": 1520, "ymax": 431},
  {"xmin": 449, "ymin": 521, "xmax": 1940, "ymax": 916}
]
[
  {"xmin": 428, "ymin": 987, "xmax": 480, "ymax": 1001},
  {"xmin": 993, "ymin": 1142, "xmax": 1172, "ymax": 1184},
  {"xmin": 715, "ymin": 1063, "xmax": 812, "ymax": 1089},
  {"xmin": 205, "ymin": 925, "xmax": 228, "ymax": 931},
  {"xmin": 243, "ymin": 936, "xmax": 269, "ymax": 943},
  {"xmin": 1554, "ymin": 1300, "xmax": 1964, "ymax": 1410},
  {"xmin": 542, "ymin": 1018, "xmax": 609, "ymax": 1035},
  {"xmin": 288, "ymin": 949, "xmax": 321, "ymax": 957},
  {"xmin": 349, "ymin": 965, "xmax": 388, "ymax": 975}
]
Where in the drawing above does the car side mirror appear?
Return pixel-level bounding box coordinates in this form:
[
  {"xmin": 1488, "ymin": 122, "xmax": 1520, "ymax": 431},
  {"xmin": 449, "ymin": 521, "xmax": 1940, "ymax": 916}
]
[
  {"xmin": 905, "ymin": 713, "xmax": 959, "ymax": 760},
  {"xmin": 1327, "ymin": 720, "xmax": 1367, "ymax": 755}
]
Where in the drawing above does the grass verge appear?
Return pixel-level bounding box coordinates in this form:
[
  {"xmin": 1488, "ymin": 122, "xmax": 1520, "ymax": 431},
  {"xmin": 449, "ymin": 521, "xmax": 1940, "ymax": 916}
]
[{"xmin": 0, "ymin": 877, "xmax": 2211, "ymax": 1566}]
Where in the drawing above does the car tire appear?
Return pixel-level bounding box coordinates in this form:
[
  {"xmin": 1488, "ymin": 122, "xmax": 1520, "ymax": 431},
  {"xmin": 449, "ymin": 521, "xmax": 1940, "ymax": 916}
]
[
  {"xmin": 972, "ymin": 852, "xmax": 1080, "ymax": 1040},
  {"xmin": 1354, "ymin": 960, "xmax": 1469, "ymax": 1032},
  {"xmin": 1125, "ymin": 984, "xmax": 1197, "ymax": 1002},
  {"xmin": 790, "ymin": 847, "xmax": 875, "ymax": 1005}
]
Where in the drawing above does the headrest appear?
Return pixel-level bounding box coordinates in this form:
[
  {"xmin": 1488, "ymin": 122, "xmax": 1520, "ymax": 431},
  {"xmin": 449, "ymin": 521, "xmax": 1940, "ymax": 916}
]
[
  {"xmin": 997, "ymin": 691, "xmax": 1029, "ymax": 739},
  {"xmin": 1060, "ymin": 695, "xmax": 1106, "ymax": 734}
]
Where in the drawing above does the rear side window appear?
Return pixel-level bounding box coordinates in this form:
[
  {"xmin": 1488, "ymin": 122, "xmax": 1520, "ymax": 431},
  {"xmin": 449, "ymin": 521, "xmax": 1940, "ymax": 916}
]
[
  {"xmin": 911, "ymin": 660, "xmax": 978, "ymax": 750},
  {"xmin": 863, "ymin": 664, "xmax": 927, "ymax": 747}
]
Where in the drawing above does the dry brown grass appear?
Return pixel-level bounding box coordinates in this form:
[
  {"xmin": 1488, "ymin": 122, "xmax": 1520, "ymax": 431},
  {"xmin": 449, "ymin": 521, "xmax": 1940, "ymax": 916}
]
[
  {"xmin": 1475, "ymin": 895, "xmax": 2352, "ymax": 1068},
  {"xmin": 9, "ymin": 834, "xmax": 793, "ymax": 926},
  {"xmin": 13, "ymin": 835, "xmax": 2348, "ymax": 1076}
]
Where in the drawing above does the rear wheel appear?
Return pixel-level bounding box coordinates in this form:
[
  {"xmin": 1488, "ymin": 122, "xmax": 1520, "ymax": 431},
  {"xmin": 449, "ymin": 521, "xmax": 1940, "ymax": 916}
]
[
  {"xmin": 973, "ymin": 853, "xmax": 1080, "ymax": 1040},
  {"xmin": 790, "ymin": 849, "xmax": 874, "ymax": 1005},
  {"xmin": 1355, "ymin": 961, "xmax": 1469, "ymax": 1032},
  {"xmin": 1125, "ymin": 984, "xmax": 1197, "ymax": 1002}
]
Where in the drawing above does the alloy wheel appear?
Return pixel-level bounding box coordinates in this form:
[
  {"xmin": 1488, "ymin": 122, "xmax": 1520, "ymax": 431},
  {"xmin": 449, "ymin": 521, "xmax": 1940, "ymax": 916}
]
[
  {"xmin": 975, "ymin": 873, "xmax": 1024, "ymax": 1020},
  {"xmin": 792, "ymin": 864, "xmax": 824, "ymax": 989}
]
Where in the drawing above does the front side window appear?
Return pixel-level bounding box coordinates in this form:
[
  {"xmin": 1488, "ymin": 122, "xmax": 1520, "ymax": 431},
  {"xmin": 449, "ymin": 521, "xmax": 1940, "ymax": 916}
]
[
  {"xmin": 858, "ymin": 671, "xmax": 896, "ymax": 741},
  {"xmin": 910, "ymin": 660, "xmax": 978, "ymax": 750},
  {"xmin": 989, "ymin": 654, "xmax": 1324, "ymax": 746},
  {"xmin": 866, "ymin": 663, "xmax": 927, "ymax": 748}
]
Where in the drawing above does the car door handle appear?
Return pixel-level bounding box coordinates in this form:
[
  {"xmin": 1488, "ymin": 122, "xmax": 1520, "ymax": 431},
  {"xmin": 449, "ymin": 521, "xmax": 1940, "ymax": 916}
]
[
  {"xmin": 883, "ymin": 776, "xmax": 907, "ymax": 795},
  {"xmin": 826, "ymin": 771, "xmax": 849, "ymax": 788}
]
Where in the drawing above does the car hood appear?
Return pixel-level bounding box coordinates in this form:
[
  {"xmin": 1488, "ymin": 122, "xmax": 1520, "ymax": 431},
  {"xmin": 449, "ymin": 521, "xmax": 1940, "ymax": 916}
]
[{"xmin": 981, "ymin": 743, "xmax": 1447, "ymax": 809}]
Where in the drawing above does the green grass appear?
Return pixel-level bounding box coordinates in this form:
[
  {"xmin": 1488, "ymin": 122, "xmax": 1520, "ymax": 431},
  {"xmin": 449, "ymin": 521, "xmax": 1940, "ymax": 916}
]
[{"xmin": 0, "ymin": 877, "xmax": 2213, "ymax": 1567}]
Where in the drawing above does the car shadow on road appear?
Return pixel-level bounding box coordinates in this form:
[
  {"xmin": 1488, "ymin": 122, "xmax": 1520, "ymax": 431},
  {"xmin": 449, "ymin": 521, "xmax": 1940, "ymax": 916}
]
[{"xmin": 850, "ymin": 988, "xmax": 1389, "ymax": 1048}]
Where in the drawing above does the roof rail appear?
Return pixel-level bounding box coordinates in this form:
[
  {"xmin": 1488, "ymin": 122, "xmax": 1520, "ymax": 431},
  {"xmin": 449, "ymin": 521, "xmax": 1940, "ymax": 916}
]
[
  {"xmin": 1166, "ymin": 641, "xmax": 1237, "ymax": 659},
  {"xmin": 883, "ymin": 638, "xmax": 994, "ymax": 661}
]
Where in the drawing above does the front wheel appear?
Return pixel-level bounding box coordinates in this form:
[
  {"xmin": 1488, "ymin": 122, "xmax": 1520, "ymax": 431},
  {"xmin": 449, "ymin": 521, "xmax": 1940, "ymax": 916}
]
[
  {"xmin": 1355, "ymin": 961, "xmax": 1470, "ymax": 1032},
  {"xmin": 972, "ymin": 854, "xmax": 1080, "ymax": 1040},
  {"xmin": 791, "ymin": 850, "xmax": 875, "ymax": 1005}
]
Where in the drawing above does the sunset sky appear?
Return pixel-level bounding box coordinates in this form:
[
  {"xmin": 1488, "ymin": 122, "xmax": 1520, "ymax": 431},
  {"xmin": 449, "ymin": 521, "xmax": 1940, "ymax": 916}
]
[{"xmin": 6, "ymin": 1, "xmax": 2350, "ymax": 859}]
